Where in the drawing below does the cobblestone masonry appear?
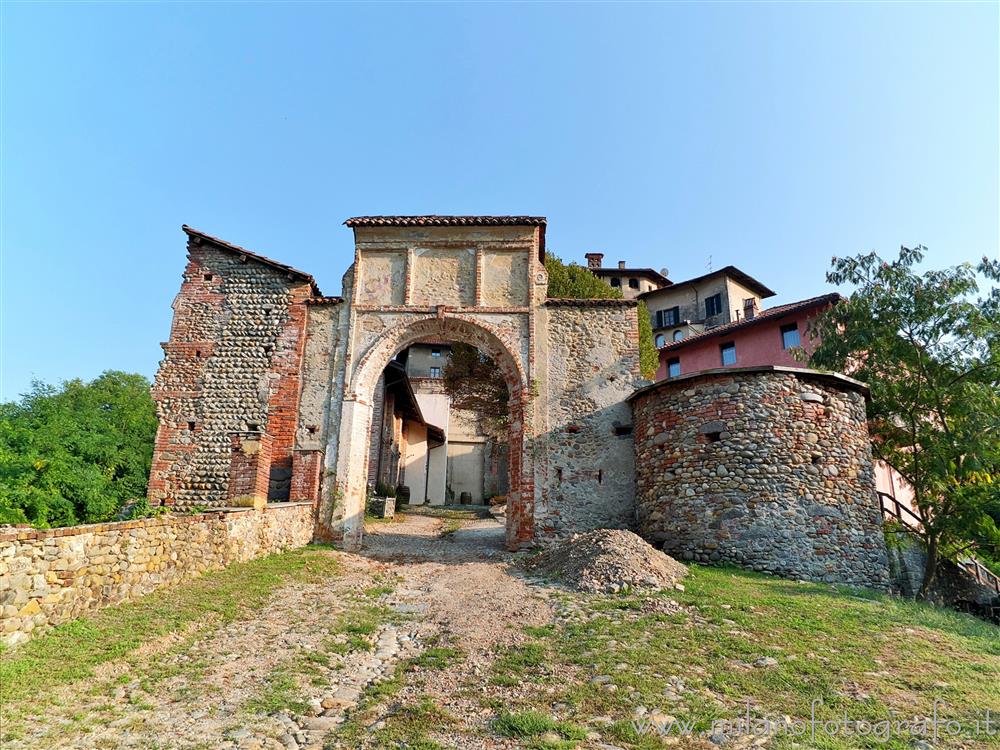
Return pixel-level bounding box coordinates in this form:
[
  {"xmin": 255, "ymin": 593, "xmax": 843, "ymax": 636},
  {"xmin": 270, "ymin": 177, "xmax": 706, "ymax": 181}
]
[
  {"xmin": 147, "ymin": 230, "xmax": 314, "ymax": 509},
  {"xmin": 0, "ymin": 503, "xmax": 313, "ymax": 647},
  {"xmin": 534, "ymin": 300, "xmax": 643, "ymax": 537},
  {"xmin": 630, "ymin": 367, "xmax": 890, "ymax": 589}
]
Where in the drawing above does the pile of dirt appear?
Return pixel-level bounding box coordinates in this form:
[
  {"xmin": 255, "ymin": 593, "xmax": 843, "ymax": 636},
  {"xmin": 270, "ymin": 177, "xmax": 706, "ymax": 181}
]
[{"xmin": 522, "ymin": 529, "xmax": 688, "ymax": 593}]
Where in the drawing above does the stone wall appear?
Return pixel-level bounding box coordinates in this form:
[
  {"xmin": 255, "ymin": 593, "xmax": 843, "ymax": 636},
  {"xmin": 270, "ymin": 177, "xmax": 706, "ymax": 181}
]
[
  {"xmin": 534, "ymin": 300, "xmax": 644, "ymax": 537},
  {"xmin": 631, "ymin": 367, "xmax": 890, "ymax": 589},
  {"xmin": 887, "ymin": 534, "xmax": 1000, "ymax": 606},
  {"xmin": 0, "ymin": 503, "xmax": 314, "ymax": 647}
]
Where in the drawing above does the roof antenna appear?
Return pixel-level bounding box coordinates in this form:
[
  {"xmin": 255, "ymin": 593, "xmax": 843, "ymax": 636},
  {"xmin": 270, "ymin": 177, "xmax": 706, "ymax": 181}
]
[{"xmin": 706, "ymin": 254, "xmax": 713, "ymax": 272}]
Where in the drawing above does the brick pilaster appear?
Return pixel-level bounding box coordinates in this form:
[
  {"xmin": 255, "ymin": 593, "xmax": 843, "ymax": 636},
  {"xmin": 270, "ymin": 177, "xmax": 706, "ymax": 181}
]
[{"xmin": 227, "ymin": 432, "xmax": 273, "ymax": 505}]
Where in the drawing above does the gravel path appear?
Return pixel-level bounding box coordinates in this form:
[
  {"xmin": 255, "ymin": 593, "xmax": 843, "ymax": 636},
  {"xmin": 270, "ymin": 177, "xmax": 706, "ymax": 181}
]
[{"xmin": 11, "ymin": 511, "xmax": 556, "ymax": 750}]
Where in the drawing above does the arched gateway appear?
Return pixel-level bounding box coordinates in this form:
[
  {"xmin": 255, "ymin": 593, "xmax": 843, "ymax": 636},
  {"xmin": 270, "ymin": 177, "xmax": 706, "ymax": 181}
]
[{"xmin": 148, "ymin": 216, "xmax": 643, "ymax": 550}]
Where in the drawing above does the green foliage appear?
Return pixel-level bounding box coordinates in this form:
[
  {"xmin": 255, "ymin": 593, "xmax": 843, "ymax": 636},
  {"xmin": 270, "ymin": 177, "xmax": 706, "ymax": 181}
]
[
  {"xmin": 0, "ymin": 371, "xmax": 158, "ymax": 527},
  {"xmin": 808, "ymin": 247, "xmax": 1000, "ymax": 596},
  {"xmin": 544, "ymin": 252, "xmax": 657, "ymax": 378},
  {"xmin": 442, "ymin": 342, "xmax": 510, "ymax": 440}
]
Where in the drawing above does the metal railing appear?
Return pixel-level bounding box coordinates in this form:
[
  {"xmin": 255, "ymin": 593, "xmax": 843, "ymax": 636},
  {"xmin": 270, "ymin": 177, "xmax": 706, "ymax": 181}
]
[{"xmin": 878, "ymin": 491, "xmax": 1000, "ymax": 596}]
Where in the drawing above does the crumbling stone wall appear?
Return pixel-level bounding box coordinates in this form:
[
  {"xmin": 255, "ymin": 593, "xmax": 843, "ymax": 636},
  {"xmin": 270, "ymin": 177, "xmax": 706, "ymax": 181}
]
[
  {"xmin": 0, "ymin": 503, "xmax": 313, "ymax": 647},
  {"xmin": 631, "ymin": 367, "xmax": 890, "ymax": 589},
  {"xmin": 148, "ymin": 230, "xmax": 315, "ymax": 508},
  {"xmin": 534, "ymin": 300, "xmax": 643, "ymax": 537}
]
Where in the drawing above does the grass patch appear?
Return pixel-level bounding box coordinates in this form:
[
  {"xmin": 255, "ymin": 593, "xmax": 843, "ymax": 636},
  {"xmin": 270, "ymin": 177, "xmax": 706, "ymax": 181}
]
[
  {"xmin": 398, "ymin": 504, "xmax": 492, "ymax": 520},
  {"xmin": 406, "ymin": 645, "xmax": 464, "ymax": 671},
  {"xmin": 496, "ymin": 565, "xmax": 1000, "ymax": 750},
  {"xmin": 244, "ymin": 668, "xmax": 308, "ymax": 715},
  {"xmin": 0, "ymin": 545, "xmax": 341, "ymax": 708},
  {"xmin": 494, "ymin": 710, "xmax": 587, "ymax": 749},
  {"xmin": 338, "ymin": 695, "xmax": 453, "ymax": 749},
  {"xmin": 439, "ymin": 519, "xmax": 462, "ymax": 537}
]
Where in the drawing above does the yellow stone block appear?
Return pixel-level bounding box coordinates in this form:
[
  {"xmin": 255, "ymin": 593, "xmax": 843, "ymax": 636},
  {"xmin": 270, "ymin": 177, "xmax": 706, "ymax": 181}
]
[{"xmin": 18, "ymin": 599, "xmax": 42, "ymax": 617}]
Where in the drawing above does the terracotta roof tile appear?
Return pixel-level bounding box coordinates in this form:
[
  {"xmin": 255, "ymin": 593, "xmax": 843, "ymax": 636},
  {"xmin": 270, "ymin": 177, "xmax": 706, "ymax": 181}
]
[
  {"xmin": 182, "ymin": 225, "xmax": 322, "ymax": 296},
  {"xmin": 344, "ymin": 215, "xmax": 546, "ymax": 227},
  {"xmin": 657, "ymin": 293, "xmax": 843, "ymax": 351}
]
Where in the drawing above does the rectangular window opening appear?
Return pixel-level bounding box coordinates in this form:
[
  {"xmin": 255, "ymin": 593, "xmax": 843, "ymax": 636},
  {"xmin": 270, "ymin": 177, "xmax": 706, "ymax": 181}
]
[
  {"xmin": 720, "ymin": 342, "xmax": 736, "ymax": 366},
  {"xmin": 667, "ymin": 358, "xmax": 681, "ymax": 378},
  {"xmin": 706, "ymin": 294, "xmax": 723, "ymax": 318},
  {"xmin": 781, "ymin": 323, "xmax": 801, "ymax": 350},
  {"xmin": 429, "ymin": 366, "xmax": 442, "ymax": 378},
  {"xmin": 628, "ymin": 278, "xmax": 639, "ymax": 289}
]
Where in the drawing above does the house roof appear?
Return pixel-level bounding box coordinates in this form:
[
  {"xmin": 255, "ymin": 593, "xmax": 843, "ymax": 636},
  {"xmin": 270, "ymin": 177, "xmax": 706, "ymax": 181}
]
[
  {"xmin": 656, "ymin": 292, "xmax": 843, "ymax": 351},
  {"xmin": 590, "ymin": 266, "xmax": 672, "ymax": 286},
  {"xmin": 628, "ymin": 365, "xmax": 869, "ymax": 401},
  {"xmin": 383, "ymin": 361, "xmax": 446, "ymax": 444},
  {"xmin": 344, "ymin": 215, "xmax": 546, "ymax": 227},
  {"xmin": 638, "ymin": 265, "xmax": 776, "ymax": 300},
  {"xmin": 182, "ymin": 225, "xmax": 322, "ymax": 296},
  {"xmin": 344, "ymin": 215, "xmax": 547, "ymax": 261}
]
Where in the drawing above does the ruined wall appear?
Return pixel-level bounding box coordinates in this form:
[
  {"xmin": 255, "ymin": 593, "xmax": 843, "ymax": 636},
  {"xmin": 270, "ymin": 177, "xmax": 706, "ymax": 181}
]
[
  {"xmin": 631, "ymin": 367, "xmax": 890, "ymax": 589},
  {"xmin": 148, "ymin": 235, "xmax": 314, "ymax": 508},
  {"xmin": 0, "ymin": 503, "xmax": 314, "ymax": 647},
  {"xmin": 534, "ymin": 300, "xmax": 643, "ymax": 538}
]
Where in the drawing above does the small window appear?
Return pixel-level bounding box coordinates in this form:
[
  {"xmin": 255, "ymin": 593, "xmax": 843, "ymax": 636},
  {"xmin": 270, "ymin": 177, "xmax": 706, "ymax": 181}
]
[
  {"xmin": 187, "ymin": 421, "xmax": 196, "ymax": 431},
  {"xmin": 203, "ymin": 273, "xmax": 213, "ymax": 282},
  {"xmin": 628, "ymin": 278, "xmax": 639, "ymax": 289},
  {"xmin": 667, "ymin": 358, "xmax": 681, "ymax": 378},
  {"xmin": 610, "ymin": 277, "xmax": 621, "ymax": 287},
  {"xmin": 706, "ymin": 294, "xmax": 723, "ymax": 317},
  {"xmin": 781, "ymin": 323, "xmax": 801, "ymax": 349},
  {"xmin": 655, "ymin": 307, "xmax": 680, "ymax": 328},
  {"xmin": 431, "ymin": 348, "xmax": 441, "ymax": 358},
  {"xmin": 429, "ymin": 366, "xmax": 442, "ymax": 378},
  {"xmin": 672, "ymin": 330, "xmax": 684, "ymax": 342},
  {"xmin": 655, "ymin": 334, "xmax": 666, "ymax": 347},
  {"xmin": 720, "ymin": 342, "xmax": 736, "ymax": 366}
]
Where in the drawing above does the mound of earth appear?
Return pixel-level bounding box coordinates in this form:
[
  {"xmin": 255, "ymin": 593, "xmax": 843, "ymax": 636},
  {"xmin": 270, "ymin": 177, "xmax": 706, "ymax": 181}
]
[{"xmin": 522, "ymin": 529, "xmax": 687, "ymax": 593}]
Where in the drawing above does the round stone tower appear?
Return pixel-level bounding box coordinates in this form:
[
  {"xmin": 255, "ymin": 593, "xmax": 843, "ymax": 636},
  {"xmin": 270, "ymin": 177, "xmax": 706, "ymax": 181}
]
[{"xmin": 630, "ymin": 366, "xmax": 889, "ymax": 589}]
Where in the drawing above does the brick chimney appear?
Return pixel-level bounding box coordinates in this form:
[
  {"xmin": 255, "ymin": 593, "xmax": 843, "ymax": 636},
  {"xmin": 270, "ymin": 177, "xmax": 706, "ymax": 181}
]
[
  {"xmin": 584, "ymin": 253, "xmax": 604, "ymax": 269},
  {"xmin": 618, "ymin": 260, "xmax": 626, "ymax": 270},
  {"xmin": 743, "ymin": 297, "xmax": 759, "ymax": 320}
]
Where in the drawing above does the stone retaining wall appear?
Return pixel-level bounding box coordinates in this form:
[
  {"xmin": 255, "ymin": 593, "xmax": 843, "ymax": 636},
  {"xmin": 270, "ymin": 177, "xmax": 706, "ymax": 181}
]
[
  {"xmin": 631, "ymin": 367, "xmax": 890, "ymax": 589},
  {"xmin": 0, "ymin": 502, "xmax": 314, "ymax": 647}
]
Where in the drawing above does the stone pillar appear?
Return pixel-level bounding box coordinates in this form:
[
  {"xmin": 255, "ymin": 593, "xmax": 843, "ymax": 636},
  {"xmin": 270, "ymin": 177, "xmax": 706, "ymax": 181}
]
[
  {"xmin": 291, "ymin": 449, "xmax": 323, "ymax": 506},
  {"xmin": 227, "ymin": 432, "xmax": 273, "ymax": 508}
]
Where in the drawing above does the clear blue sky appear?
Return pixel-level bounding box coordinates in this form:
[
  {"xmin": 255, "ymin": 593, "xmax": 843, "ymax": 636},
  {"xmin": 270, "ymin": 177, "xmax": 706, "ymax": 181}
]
[{"xmin": 2, "ymin": 2, "xmax": 997, "ymax": 401}]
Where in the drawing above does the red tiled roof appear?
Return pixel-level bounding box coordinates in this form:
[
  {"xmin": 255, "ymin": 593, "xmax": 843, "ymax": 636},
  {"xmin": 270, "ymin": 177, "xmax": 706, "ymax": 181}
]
[
  {"xmin": 182, "ymin": 225, "xmax": 322, "ymax": 296},
  {"xmin": 344, "ymin": 215, "xmax": 546, "ymax": 227},
  {"xmin": 656, "ymin": 293, "xmax": 843, "ymax": 351},
  {"xmin": 638, "ymin": 265, "xmax": 776, "ymax": 300}
]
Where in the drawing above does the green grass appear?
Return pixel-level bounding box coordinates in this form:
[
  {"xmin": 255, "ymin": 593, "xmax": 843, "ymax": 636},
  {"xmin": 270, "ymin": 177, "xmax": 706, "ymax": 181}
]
[
  {"xmin": 493, "ymin": 565, "xmax": 1000, "ymax": 750},
  {"xmin": 494, "ymin": 710, "xmax": 587, "ymax": 749},
  {"xmin": 0, "ymin": 545, "xmax": 341, "ymax": 709},
  {"xmin": 245, "ymin": 668, "xmax": 309, "ymax": 715},
  {"xmin": 397, "ymin": 503, "xmax": 492, "ymax": 520}
]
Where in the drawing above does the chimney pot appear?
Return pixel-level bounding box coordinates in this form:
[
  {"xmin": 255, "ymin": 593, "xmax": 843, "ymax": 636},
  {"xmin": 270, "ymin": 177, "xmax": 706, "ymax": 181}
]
[
  {"xmin": 584, "ymin": 252, "xmax": 604, "ymax": 269},
  {"xmin": 618, "ymin": 260, "xmax": 626, "ymax": 270},
  {"xmin": 743, "ymin": 297, "xmax": 758, "ymax": 320}
]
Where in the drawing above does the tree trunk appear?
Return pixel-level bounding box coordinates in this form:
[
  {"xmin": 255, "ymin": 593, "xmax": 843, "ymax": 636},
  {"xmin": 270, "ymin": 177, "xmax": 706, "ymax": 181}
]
[{"xmin": 918, "ymin": 535, "xmax": 939, "ymax": 601}]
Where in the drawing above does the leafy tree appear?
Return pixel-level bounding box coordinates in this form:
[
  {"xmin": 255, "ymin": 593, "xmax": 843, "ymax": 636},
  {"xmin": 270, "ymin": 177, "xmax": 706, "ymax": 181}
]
[
  {"xmin": 544, "ymin": 252, "xmax": 657, "ymax": 378},
  {"xmin": 0, "ymin": 371, "xmax": 158, "ymax": 527},
  {"xmin": 442, "ymin": 343, "xmax": 510, "ymax": 440},
  {"xmin": 808, "ymin": 247, "xmax": 1000, "ymax": 598}
]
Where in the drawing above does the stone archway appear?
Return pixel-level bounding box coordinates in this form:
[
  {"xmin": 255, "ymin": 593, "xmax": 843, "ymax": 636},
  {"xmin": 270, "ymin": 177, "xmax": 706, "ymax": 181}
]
[{"xmin": 326, "ymin": 312, "xmax": 533, "ymax": 551}]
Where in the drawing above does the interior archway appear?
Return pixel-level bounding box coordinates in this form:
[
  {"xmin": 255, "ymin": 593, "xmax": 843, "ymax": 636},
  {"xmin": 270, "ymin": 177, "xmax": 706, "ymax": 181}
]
[{"xmin": 333, "ymin": 314, "xmax": 532, "ymax": 551}]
